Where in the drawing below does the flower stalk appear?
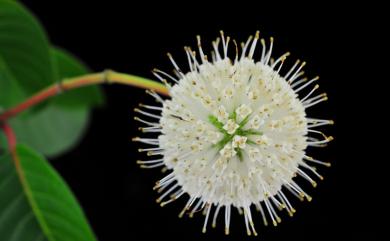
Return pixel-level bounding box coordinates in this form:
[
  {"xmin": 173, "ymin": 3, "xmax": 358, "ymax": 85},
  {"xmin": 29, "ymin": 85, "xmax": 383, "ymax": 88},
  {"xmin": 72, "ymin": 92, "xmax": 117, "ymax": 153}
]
[
  {"xmin": 0, "ymin": 70, "xmax": 169, "ymax": 122},
  {"xmin": 0, "ymin": 70, "xmax": 169, "ymax": 154}
]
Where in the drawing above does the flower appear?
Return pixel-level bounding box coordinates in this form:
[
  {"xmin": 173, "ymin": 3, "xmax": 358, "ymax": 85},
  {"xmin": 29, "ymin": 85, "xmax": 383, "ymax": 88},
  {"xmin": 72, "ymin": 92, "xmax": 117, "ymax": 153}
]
[{"xmin": 133, "ymin": 31, "xmax": 333, "ymax": 236}]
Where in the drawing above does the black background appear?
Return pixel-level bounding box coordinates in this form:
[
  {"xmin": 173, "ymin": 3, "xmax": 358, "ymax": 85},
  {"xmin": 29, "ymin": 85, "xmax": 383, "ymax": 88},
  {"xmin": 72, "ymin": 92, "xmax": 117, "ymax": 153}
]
[{"xmin": 19, "ymin": 1, "xmax": 382, "ymax": 240}]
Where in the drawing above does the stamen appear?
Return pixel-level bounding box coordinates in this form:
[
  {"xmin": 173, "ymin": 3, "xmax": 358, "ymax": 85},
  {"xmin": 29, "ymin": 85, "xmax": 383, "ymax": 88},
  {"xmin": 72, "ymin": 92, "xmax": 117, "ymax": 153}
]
[
  {"xmin": 190, "ymin": 199, "xmax": 204, "ymax": 217},
  {"xmin": 167, "ymin": 52, "xmax": 184, "ymax": 77},
  {"xmin": 139, "ymin": 128, "xmax": 162, "ymax": 133},
  {"xmin": 187, "ymin": 190, "xmax": 202, "ymax": 210},
  {"xmin": 279, "ymin": 191, "xmax": 295, "ymax": 216},
  {"xmin": 157, "ymin": 183, "xmax": 179, "ymax": 203},
  {"xmin": 308, "ymin": 120, "xmax": 334, "ymax": 128},
  {"xmin": 155, "ymin": 176, "xmax": 176, "ymax": 190},
  {"xmin": 284, "ymin": 182, "xmax": 305, "ymax": 201},
  {"xmin": 145, "ymin": 90, "xmax": 164, "ymax": 103},
  {"xmin": 294, "ymin": 76, "xmax": 319, "ymax": 92},
  {"xmin": 187, "ymin": 47, "xmax": 200, "ymax": 69},
  {"xmin": 297, "ymin": 168, "xmax": 317, "ymax": 187},
  {"xmin": 304, "ymin": 156, "xmax": 331, "ymax": 167},
  {"xmin": 288, "ymin": 61, "xmax": 306, "ymax": 83},
  {"xmin": 139, "ymin": 103, "xmax": 162, "ymax": 110},
  {"xmin": 220, "ymin": 30, "xmax": 230, "ymax": 59},
  {"xmin": 307, "ymin": 136, "xmax": 333, "ymax": 145},
  {"xmin": 256, "ymin": 202, "xmax": 268, "ymax": 226},
  {"xmin": 308, "ymin": 129, "xmax": 329, "ymax": 140},
  {"xmin": 273, "ymin": 53, "xmax": 290, "ymax": 75},
  {"xmin": 304, "ymin": 95, "xmax": 328, "ymax": 108},
  {"xmin": 260, "ymin": 38, "xmax": 266, "ymax": 62},
  {"xmin": 153, "ymin": 68, "xmax": 179, "ymax": 84},
  {"xmin": 301, "ymin": 84, "xmax": 319, "ymax": 102},
  {"xmin": 134, "ymin": 108, "xmax": 161, "ymax": 120},
  {"xmin": 285, "ymin": 59, "xmax": 300, "ymax": 79},
  {"xmin": 270, "ymin": 195, "xmax": 284, "ymax": 210},
  {"xmin": 248, "ymin": 31, "xmax": 260, "ymax": 59},
  {"xmin": 202, "ymin": 204, "xmax": 212, "ymax": 233},
  {"xmin": 212, "ymin": 38, "xmax": 221, "ymax": 61},
  {"xmin": 290, "ymin": 77, "xmax": 308, "ymax": 88},
  {"xmin": 147, "ymin": 150, "xmax": 164, "ymax": 156},
  {"xmin": 137, "ymin": 159, "xmax": 163, "ymax": 164},
  {"xmin": 184, "ymin": 46, "xmax": 194, "ymax": 71},
  {"xmin": 303, "ymin": 93, "xmax": 327, "ymax": 104},
  {"xmin": 276, "ymin": 192, "xmax": 292, "ymax": 216},
  {"xmin": 132, "ymin": 137, "xmax": 159, "ymax": 145},
  {"xmin": 134, "ymin": 116, "xmax": 159, "ymax": 126},
  {"xmin": 291, "ymin": 181, "xmax": 313, "ymax": 201},
  {"xmin": 232, "ymin": 39, "xmax": 239, "ymax": 62},
  {"xmin": 272, "ymin": 52, "xmax": 290, "ymax": 69},
  {"xmin": 179, "ymin": 198, "xmax": 193, "ymax": 218},
  {"xmin": 225, "ymin": 205, "xmax": 231, "ymax": 235},
  {"xmin": 300, "ymin": 162, "xmax": 325, "ymax": 179},
  {"xmin": 264, "ymin": 37, "xmax": 274, "ymax": 65},
  {"xmin": 161, "ymin": 191, "xmax": 184, "ymax": 207},
  {"xmin": 212, "ymin": 204, "xmax": 222, "ymax": 228},
  {"xmin": 197, "ymin": 35, "xmax": 207, "ymax": 63},
  {"xmin": 263, "ymin": 198, "xmax": 278, "ymax": 226},
  {"xmin": 138, "ymin": 147, "xmax": 162, "ymax": 152},
  {"xmin": 243, "ymin": 208, "xmax": 252, "ymax": 236},
  {"xmin": 245, "ymin": 207, "xmax": 257, "ymax": 236},
  {"xmin": 140, "ymin": 162, "xmax": 165, "ymax": 169}
]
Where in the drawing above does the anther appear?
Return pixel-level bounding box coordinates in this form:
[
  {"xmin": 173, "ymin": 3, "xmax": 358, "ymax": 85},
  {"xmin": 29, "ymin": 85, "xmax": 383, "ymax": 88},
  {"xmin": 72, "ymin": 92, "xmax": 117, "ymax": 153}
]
[{"xmin": 255, "ymin": 30, "xmax": 260, "ymax": 39}]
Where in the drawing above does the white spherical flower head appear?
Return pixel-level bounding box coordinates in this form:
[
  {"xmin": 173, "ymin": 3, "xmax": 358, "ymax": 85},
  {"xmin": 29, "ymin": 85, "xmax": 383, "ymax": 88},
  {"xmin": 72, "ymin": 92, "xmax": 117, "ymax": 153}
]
[{"xmin": 133, "ymin": 31, "xmax": 333, "ymax": 236}]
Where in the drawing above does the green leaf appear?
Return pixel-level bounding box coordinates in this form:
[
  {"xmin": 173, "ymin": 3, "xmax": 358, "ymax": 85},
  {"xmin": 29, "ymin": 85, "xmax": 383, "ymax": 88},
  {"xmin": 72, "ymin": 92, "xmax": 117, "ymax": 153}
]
[
  {"xmin": 0, "ymin": 144, "xmax": 97, "ymax": 241},
  {"xmin": 51, "ymin": 47, "xmax": 104, "ymax": 108},
  {"xmin": 0, "ymin": 0, "xmax": 55, "ymax": 106},
  {"xmin": 9, "ymin": 47, "xmax": 106, "ymax": 157},
  {"xmin": 9, "ymin": 104, "xmax": 89, "ymax": 157},
  {"xmin": 0, "ymin": 55, "xmax": 24, "ymax": 109},
  {"xmin": 0, "ymin": 128, "xmax": 7, "ymax": 155},
  {"xmin": 0, "ymin": 1, "xmax": 104, "ymax": 156}
]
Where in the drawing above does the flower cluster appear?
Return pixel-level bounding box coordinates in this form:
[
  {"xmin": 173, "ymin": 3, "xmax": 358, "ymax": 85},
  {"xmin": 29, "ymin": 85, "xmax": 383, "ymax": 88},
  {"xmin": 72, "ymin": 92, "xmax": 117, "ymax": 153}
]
[{"xmin": 133, "ymin": 31, "xmax": 333, "ymax": 236}]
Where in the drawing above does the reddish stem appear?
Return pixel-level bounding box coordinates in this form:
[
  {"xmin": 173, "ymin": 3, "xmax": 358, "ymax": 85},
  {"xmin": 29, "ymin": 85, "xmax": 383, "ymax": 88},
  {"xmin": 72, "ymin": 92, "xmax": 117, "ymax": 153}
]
[
  {"xmin": 0, "ymin": 70, "xmax": 169, "ymax": 153},
  {"xmin": 0, "ymin": 85, "xmax": 60, "ymax": 122},
  {"xmin": 0, "ymin": 70, "xmax": 168, "ymax": 122},
  {"xmin": 1, "ymin": 122, "xmax": 17, "ymax": 151}
]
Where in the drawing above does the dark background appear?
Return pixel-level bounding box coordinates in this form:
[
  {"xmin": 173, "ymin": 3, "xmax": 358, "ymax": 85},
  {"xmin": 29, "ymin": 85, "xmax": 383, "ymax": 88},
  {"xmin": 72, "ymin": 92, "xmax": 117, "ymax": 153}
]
[{"xmin": 19, "ymin": 1, "xmax": 382, "ymax": 240}]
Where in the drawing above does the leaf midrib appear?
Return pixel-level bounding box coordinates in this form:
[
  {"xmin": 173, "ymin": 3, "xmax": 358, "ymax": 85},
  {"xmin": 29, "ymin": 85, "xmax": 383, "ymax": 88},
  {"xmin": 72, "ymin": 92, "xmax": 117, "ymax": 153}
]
[{"xmin": 11, "ymin": 150, "xmax": 56, "ymax": 241}]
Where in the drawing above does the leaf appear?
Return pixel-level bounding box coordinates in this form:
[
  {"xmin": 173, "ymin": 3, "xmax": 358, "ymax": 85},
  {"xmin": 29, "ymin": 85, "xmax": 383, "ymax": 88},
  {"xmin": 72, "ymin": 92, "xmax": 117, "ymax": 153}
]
[
  {"xmin": 0, "ymin": 1, "xmax": 104, "ymax": 157},
  {"xmin": 0, "ymin": 0, "xmax": 55, "ymax": 107},
  {"xmin": 8, "ymin": 47, "xmax": 106, "ymax": 157},
  {"xmin": 9, "ymin": 104, "xmax": 89, "ymax": 157},
  {"xmin": 0, "ymin": 128, "xmax": 7, "ymax": 155},
  {"xmin": 0, "ymin": 55, "xmax": 24, "ymax": 109},
  {"xmin": 0, "ymin": 0, "xmax": 103, "ymax": 157},
  {"xmin": 51, "ymin": 47, "xmax": 104, "ymax": 108},
  {"xmin": 0, "ymin": 144, "xmax": 97, "ymax": 241}
]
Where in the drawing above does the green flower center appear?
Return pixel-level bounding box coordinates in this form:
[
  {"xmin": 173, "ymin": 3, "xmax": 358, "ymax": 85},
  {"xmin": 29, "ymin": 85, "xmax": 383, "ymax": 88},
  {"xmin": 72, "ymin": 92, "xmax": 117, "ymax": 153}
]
[{"xmin": 208, "ymin": 112, "xmax": 262, "ymax": 161}]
